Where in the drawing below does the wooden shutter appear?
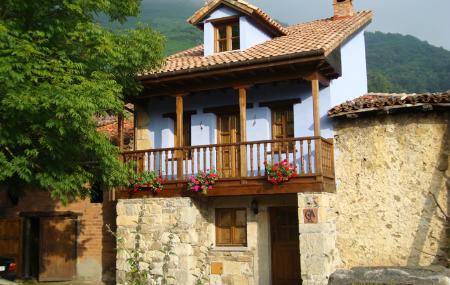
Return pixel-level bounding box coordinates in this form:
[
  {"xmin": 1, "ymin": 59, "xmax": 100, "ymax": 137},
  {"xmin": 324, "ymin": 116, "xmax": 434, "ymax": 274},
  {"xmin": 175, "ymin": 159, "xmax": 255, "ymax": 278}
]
[
  {"xmin": 215, "ymin": 208, "xmax": 247, "ymax": 246},
  {"xmin": 39, "ymin": 217, "xmax": 77, "ymax": 281}
]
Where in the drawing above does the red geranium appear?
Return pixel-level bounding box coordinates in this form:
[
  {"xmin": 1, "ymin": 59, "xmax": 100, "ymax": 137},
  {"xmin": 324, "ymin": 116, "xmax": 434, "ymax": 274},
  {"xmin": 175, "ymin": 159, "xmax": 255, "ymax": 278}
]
[{"xmin": 264, "ymin": 159, "xmax": 297, "ymax": 185}]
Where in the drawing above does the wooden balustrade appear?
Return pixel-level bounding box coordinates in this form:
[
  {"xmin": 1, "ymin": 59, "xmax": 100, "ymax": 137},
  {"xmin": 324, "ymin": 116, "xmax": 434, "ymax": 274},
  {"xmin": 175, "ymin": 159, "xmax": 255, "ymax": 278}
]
[{"xmin": 122, "ymin": 137, "xmax": 335, "ymax": 182}]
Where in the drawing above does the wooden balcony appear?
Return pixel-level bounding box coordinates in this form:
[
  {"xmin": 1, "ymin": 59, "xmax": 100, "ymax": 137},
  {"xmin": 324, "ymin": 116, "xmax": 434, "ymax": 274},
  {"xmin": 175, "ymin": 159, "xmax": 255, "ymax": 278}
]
[{"xmin": 117, "ymin": 136, "xmax": 335, "ymax": 198}]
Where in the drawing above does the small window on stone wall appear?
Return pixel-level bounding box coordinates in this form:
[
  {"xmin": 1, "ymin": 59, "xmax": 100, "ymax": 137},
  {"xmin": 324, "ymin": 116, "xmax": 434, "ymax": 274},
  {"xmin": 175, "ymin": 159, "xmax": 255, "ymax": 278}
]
[{"xmin": 215, "ymin": 208, "xmax": 247, "ymax": 246}]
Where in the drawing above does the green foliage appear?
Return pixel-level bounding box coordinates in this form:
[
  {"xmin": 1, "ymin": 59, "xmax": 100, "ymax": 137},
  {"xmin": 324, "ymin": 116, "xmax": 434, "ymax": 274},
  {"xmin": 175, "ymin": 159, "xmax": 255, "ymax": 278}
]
[
  {"xmin": 366, "ymin": 31, "xmax": 450, "ymax": 93},
  {"xmin": 0, "ymin": 0, "xmax": 165, "ymax": 203}
]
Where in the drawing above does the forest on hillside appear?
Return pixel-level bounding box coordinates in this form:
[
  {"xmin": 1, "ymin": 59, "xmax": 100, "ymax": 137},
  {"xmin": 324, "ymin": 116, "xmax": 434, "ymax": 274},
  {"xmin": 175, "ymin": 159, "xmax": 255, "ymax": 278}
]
[{"xmin": 102, "ymin": 0, "xmax": 450, "ymax": 93}]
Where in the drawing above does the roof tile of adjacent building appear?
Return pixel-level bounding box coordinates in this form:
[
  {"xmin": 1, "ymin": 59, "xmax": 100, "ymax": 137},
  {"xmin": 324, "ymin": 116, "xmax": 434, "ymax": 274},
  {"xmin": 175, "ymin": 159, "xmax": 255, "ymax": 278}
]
[
  {"xmin": 328, "ymin": 91, "xmax": 450, "ymax": 118},
  {"xmin": 140, "ymin": 9, "xmax": 373, "ymax": 79}
]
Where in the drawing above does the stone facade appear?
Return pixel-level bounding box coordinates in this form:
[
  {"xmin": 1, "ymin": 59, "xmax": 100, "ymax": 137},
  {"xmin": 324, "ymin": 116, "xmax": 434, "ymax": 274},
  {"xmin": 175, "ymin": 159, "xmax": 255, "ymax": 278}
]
[
  {"xmin": 297, "ymin": 193, "xmax": 339, "ymax": 285},
  {"xmin": 333, "ymin": 112, "xmax": 449, "ymax": 268},
  {"xmin": 116, "ymin": 196, "xmax": 297, "ymax": 285}
]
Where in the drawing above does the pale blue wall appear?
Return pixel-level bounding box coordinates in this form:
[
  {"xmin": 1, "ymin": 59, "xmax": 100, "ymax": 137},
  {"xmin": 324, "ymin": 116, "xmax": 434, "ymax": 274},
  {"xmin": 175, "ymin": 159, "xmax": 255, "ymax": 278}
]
[
  {"xmin": 239, "ymin": 16, "xmax": 272, "ymax": 50},
  {"xmin": 143, "ymin": 29, "xmax": 369, "ymax": 148},
  {"xmin": 329, "ymin": 29, "xmax": 368, "ymax": 106},
  {"xmin": 203, "ymin": 6, "xmax": 272, "ymax": 56}
]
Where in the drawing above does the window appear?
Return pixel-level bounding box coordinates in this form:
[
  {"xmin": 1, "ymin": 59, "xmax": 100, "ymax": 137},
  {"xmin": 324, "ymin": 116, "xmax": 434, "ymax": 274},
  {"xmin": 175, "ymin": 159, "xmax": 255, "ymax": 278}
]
[
  {"xmin": 272, "ymin": 107, "xmax": 294, "ymax": 141},
  {"xmin": 214, "ymin": 20, "xmax": 240, "ymax": 53},
  {"xmin": 215, "ymin": 208, "xmax": 247, "ymax": 246}
]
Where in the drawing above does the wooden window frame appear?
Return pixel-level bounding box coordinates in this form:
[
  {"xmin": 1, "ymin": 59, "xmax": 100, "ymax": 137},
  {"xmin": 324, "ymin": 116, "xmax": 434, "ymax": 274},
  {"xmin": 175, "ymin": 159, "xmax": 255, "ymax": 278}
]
[
  {"xmin": 213, "ymin": 18, "xmax": 240, "ymax": 53},
  {"xmin": 215, "ymin": 208, "xmax": 247, "ymax": 247}
]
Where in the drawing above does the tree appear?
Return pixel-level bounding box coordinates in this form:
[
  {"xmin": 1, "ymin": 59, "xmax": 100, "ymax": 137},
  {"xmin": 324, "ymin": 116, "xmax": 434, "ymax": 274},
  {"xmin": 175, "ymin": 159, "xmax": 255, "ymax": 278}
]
[{"xmin": 0, "ymin": 0, "xmax": 165, "ymax": 204}]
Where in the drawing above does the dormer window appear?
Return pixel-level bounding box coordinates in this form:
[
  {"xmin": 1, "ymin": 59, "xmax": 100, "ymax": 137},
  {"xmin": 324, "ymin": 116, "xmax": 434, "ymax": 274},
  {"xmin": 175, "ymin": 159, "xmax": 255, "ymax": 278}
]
[{"xmin": 214, "ymin": 19, "xmax": 240, "ymax": 53}]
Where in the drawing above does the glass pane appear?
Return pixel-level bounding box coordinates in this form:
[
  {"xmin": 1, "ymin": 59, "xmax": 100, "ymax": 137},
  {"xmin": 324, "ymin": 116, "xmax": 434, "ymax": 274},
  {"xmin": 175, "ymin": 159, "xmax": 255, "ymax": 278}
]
[
  {"xmin": 231, "ymin": 22, "xmax": 240, "ymax": 37},
  {"xmin": 235, "ymin": 210, "xmax": 246, "ymax": 227},
  {"xmin": 217, "ymin": 25, "xmax": 227, "ymax": 40},
  {"xmin": 218, "ymin": 40, "xmax": 227, "ymax": 52},
  {"xmin": 232, "ymin": 37, "xmax": 240, "ymax": 50},
  {"xmin": 233, "ymin": 227, "xmax": 247, "ymax": 245}
]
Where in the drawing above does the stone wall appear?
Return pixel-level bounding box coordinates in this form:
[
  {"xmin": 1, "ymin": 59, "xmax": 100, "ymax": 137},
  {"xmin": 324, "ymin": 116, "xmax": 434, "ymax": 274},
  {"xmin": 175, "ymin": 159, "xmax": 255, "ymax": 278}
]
[
  {"xmin": 116, "ymin": 195, "xmax": 297, "ymax": 285},
  {"xmin": 333, "ymin": 112, "xmax": 449, "ymax": 268}
]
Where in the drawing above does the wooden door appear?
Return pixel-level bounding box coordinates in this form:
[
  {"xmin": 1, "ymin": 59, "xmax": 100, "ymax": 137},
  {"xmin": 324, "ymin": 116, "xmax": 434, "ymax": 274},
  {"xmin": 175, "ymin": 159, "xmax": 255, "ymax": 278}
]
[
  {"xmin": 0, "ymin": 219, "xmax": 23, "ymax": 276},
  {"xmin": 270, "ymin": 207, "xmax": 301, "ymax": 285},
  {"xmin": 217, "ymin": 113, "xmax": 240, "ymax": 177},
  {"xmin": 39, "ymin": 217, "xmax": 77, "ymax": 281}
]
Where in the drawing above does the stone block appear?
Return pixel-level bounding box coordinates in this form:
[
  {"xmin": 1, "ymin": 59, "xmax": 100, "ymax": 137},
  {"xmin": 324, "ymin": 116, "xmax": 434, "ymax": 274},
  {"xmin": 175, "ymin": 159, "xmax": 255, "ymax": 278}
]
[
  {"xmin": 173, "ymin": 243, "xmax": 194, "ymax": 256},
  {"xmin": 223, "ymin": 261, "xmax": 242, "ymax": 275},
  {"xmin": 116, "ymin": 215, "xmax": 138, "ymax": 227}
]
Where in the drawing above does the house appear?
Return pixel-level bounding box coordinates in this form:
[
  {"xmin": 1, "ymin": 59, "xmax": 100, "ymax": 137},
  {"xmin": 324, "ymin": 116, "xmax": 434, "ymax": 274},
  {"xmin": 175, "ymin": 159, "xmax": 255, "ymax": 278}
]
[{"xmin": 116, "ymin": 0, "xmax": 383, "ymax": 284}]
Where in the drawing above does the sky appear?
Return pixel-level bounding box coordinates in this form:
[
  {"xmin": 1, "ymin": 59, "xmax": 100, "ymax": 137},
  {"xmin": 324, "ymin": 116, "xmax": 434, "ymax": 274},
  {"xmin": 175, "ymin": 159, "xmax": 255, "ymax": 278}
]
[{"xmin": 190, "ymin": 0, "xmax": 450, "ymax": 50}]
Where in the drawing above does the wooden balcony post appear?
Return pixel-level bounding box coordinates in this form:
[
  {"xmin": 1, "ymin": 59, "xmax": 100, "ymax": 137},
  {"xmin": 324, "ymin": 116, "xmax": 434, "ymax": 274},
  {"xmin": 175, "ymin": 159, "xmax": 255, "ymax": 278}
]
[
  {"xmin": 239, "ymin": 87, "xmax": 248, "ymax": 178},
  {"xmin": 311, "ymin": 78, "xmax": 323, "ymax": 174},
  {"xmin": 118, "ymin": 114, "xmax": 124, "ymax": 151},
  {"xmin": 176, "ymin": 95, "xmax": 184, "ymax": 180}
]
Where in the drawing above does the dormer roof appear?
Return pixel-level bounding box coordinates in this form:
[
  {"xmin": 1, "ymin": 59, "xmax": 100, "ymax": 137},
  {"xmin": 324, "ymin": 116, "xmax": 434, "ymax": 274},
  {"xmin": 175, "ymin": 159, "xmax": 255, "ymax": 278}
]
[
  {"xmin": 188, "ymin": 0, "xmax": 287, "ymax": 37},
  {"xmin": 140, "ymin": 11, "xmax": 372, "ymax": 79}
]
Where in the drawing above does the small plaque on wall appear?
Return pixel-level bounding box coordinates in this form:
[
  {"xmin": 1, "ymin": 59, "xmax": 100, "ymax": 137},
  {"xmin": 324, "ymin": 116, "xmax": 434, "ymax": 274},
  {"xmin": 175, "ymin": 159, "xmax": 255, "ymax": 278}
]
[{"xmin": 303, "ymin": 208, "xmax": 319, "ymax": 224}]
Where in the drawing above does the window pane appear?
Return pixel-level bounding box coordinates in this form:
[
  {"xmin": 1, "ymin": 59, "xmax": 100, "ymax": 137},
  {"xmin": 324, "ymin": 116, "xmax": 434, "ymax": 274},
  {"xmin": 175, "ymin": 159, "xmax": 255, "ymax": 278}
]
[
  {"xmin": 217, "ymin": 39, "xmax": 226, "ymax": 52},
  {"xmin": 231, "ymin": 22, "xmax": 239, "ymax": 37},
  {"xmin": 232, "ymin": 37, "xmax": 240, "ymax": 50},
  {"xmin": 217, "ymin": 25, "xmax": 227, "ymax": 40}
]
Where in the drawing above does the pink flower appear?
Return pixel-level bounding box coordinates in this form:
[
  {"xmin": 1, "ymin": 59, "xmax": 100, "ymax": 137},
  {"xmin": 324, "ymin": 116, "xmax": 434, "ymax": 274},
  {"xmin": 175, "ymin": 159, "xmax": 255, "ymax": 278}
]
[
  {"xmin": 208, "ymin": 186, "xmax": 213, "ymax": 190},
  {"xmin": 190, "ymin": 176, "xmax": 195, "ymax": 183},
  {"xmin": 194, "ymin": 185, "xmax": 200, "ymax": 192}
]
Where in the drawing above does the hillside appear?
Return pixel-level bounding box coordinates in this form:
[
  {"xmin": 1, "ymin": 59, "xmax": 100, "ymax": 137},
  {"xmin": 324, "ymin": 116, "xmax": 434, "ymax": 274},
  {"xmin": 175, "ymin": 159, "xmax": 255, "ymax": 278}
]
[
  {"xmin": 366, "ymin": 32, "xmax": 450, "ymax": 93},
  {"xmin": 103, "ymin": 0, "xmax": 450, "ymax": 93}
]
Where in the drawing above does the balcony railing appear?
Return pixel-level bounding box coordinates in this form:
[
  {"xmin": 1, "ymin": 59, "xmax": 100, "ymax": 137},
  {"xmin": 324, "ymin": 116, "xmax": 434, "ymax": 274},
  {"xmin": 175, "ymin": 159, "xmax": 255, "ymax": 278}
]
[{"xmin": 122, "ymin": 137, "xmax": 334, "ymax": 183}]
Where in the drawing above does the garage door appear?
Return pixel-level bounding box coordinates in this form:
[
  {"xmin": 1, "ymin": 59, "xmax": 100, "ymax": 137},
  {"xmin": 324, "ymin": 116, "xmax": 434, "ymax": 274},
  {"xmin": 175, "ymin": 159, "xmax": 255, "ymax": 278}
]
[{"xmin": 39, "ymin": 217, "xmax": 77, "ymax": 282}]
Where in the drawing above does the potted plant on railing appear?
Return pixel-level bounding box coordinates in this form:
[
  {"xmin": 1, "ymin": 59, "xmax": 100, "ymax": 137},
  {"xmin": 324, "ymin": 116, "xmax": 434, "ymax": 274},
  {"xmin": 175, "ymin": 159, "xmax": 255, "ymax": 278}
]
[
  {"xmin": 264, "ymin": 159, "xmax": 297, "ymax": 185},
  {"xmin": 188, "ymin": 169, "xmax": 219, "ymax": 195},
  {"xmin": 129, "ymin": 171, "xmax": 163, "ymax": 194}
]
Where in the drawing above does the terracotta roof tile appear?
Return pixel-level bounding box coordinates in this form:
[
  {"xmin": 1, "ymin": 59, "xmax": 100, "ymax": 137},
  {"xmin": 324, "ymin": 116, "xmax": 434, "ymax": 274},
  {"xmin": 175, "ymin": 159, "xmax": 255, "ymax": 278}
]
[
  {"xmin": 328, "ymin": 91, "xmax": 450, "ymax": 118},
  {"xmin": 188, "ymin": 0, "xmax": 286, "ymax": 36},
  {"xmin": 140, "ymin": 11, "xmax": 372, "ymax": 79}
]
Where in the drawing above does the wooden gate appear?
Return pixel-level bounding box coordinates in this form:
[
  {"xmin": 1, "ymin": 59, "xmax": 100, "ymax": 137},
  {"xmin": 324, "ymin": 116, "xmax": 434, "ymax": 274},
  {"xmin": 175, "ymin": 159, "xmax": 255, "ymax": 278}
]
[
  {"xmin": 0, "ymin": 219, "xmax": 23, "ymax": 276},
  {"xmin": 39, "ymin": 217, "xmax": 77, "ymax": 281},
  {"xmin": 270, "ymin": 207, "xmax": 301, "ymax": 285}
]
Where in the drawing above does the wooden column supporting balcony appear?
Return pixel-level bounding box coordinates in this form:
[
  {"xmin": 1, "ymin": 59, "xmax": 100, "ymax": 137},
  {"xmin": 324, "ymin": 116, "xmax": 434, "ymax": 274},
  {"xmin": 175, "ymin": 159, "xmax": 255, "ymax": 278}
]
[
  {"xmin": 311, "ymin": 78, "xmax": 323, "ymax": 175},
  {"xmin": 238, "ymin": 86, "xmax": 248, "ymax": 178},
  {"xmin": 176, "ymin": 95, "xmax": 184, "ymax": 180}
]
